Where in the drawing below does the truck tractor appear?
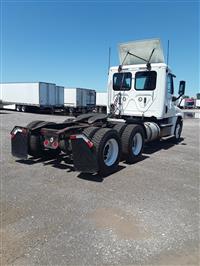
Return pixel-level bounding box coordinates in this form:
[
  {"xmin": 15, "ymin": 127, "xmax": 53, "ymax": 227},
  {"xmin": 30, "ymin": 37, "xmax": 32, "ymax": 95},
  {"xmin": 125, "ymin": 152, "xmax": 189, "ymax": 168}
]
[{"xmin": 11, "ymin": 39, "xmax": 185, "ymax": 176}]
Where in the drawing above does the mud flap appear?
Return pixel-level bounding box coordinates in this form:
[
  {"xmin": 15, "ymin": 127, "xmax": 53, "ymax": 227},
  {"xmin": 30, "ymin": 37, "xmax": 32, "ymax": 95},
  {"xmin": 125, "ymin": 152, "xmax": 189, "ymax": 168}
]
[
  {"xmin": 71, "ymin": 138, "xmax": 98, "ymax": 173},
  {"xmin": 11, "ymin": 127, "xmax": 29, "ymax": 159}
]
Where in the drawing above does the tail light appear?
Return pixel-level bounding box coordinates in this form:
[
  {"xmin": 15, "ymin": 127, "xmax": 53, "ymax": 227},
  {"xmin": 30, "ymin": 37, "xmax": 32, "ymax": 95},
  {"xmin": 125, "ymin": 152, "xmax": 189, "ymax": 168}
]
[
  {"xmin": 43, "ymin": 139, "xmax": 49, "ymax": 146},
  {"xmin": 52, "ymin": 141, "xmax": 58, "ymax": 148},
  {"xmin": 43, "ymin": 138, "xmax": 58, "ymax": 149}
]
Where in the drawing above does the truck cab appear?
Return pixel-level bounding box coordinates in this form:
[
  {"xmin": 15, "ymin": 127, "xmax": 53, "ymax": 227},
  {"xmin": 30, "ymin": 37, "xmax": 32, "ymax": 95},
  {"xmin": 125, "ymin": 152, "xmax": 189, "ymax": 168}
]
[
  {"xmin": 107, "ymin": 39, "xmax": 184, "ymax": 123},
  {"xmin": 108, "ymin": 63, "xmax": 179, "ymax": 119}
]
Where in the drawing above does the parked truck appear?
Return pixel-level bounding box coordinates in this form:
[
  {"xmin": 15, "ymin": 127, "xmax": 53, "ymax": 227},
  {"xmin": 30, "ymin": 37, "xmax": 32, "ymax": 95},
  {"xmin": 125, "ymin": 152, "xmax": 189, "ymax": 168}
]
[
  {"xmin": 10, "ymin": 39, "xmax": 185, "ymax": 176},
  {"xmin": 96, "ymin": 92, "xmax": 107, "ymax": 113},
  {"xmin": 0, "ymin": 82, "xmax": 64, "ymax": 112},
  {"xmin": 179, "ymin": 97, "xmax": 195, "ymax": 109},
  {"xmin": 64, "ymin": 87, "xmax": 96, "ymax": 115}
]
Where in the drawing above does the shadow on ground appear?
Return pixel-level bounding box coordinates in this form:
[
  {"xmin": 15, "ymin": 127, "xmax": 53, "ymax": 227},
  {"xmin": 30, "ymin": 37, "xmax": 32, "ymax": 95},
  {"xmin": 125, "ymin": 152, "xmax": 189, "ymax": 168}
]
[
  {"xmin": 143, "ymin": 137, "xmax": 185, "ymax": 154},
  {"xmin": 77, "ymin": 165, "xmax": 126, "ymax": 182},
  {"xmin": 0, "ymin": 111, "xmax": 11, "ymax": 114},
  {"xmin": 17, "ymin": 137, "xmax": 185, "ymax": 181},
  {"xmin": 17, "ymin": 154, "xmax": 75, "ymax": 172}
]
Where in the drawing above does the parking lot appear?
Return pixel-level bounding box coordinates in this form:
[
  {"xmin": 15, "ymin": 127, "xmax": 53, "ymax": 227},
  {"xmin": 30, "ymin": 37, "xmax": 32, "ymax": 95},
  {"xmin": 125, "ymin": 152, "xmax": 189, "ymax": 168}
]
[{"xmin": 0, "ymin": 110, "xmax": 199, "ymax": 265}]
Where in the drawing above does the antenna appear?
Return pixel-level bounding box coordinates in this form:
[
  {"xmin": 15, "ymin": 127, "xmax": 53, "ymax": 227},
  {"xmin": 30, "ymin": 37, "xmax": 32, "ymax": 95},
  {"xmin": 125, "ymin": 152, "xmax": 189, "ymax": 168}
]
[
  {"xmin": 167, "ymin": 40, "xmax": 170, "ymax": 67},
  {"xmin": 108, "ymin": 47, "xmax": 111, "ymax": 75}
]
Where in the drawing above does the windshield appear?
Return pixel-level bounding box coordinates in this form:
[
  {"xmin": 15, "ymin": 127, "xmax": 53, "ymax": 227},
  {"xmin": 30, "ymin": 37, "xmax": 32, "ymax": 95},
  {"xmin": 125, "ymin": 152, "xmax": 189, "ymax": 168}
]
[{"xmin": 113, "ymin": 72, "xmax": 132, "ymax": 91}]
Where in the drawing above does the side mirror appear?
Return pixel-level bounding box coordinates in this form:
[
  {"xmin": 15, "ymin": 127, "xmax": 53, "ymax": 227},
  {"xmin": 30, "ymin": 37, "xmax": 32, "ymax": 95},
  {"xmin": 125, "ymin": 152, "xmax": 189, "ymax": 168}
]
[{"xmin": 179, "ymin": 80, "xmax": 185, "ymax": 96}]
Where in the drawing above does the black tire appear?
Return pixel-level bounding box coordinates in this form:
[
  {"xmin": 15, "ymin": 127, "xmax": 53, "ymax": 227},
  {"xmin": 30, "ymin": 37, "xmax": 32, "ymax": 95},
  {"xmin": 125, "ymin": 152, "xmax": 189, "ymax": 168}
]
[
  {"xmin": 92, "ymin": 128, "xmax": 121, "ymax": 176},
  {"xmin": 63, "ymin": 118, "xmax": 75, "ymax": 123},
  {"xmin": 27, "ymin": 120, "xmax": 59, "ymax": 157},
  {"xmin": 121, "ymin": 124, "xmax": 145, "ymax": 163},
  {"xmin": 173, "ymin": 118, "xmax": 183, "ymax": 142},
  {"xmin": 82, "ymin": 126, "xmax": 100, "ymax": 139},
  {"xmin": 113, "ymin": 123, "xmax": 127, "ymax": 137},
  {"xmin": 29, "ymin": 133, "xmax": 60, "ymax": 158},
  {"xmin": 16, "ymin": 105, "xmax": 21, "ymax": 112},
  {"xmin": 27, "ymin": 121, "xmax": 47, "ymax": 157},
  {"xmin": 26, "ymin": 120, "xmax": 56, "ymax": 129},
  {"xmin": 21, "ymin": 105, "xmax": 26, "ymax": 112},
  {"xmin": 26, "ymin": 120, "xmax": 46, "ymax": 129},
  {"xmin": 69, "ymin": 108, "xmax": 74, "ymax": 115},
  {"xmin": 28, "ymin": 134, "xmax": 43, "ymax": 157}
]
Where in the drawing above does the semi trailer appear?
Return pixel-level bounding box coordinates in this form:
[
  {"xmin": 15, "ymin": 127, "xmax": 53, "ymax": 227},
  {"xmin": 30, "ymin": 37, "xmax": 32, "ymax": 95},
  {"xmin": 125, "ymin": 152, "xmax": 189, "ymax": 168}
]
[
  {"xmin": 96, "ymin": 92, "xmax": 107, "ymax": 113},
  {"xmin": 64, "ymin": 87, "xmax": 96, "ymax": 114},
  {"xmin": 11, "ymin": 39, "xmax": 185, "ymax": 176},
  {"xmin": 0, "ymin": 82, "xmax": 64, "ymax": 112}
]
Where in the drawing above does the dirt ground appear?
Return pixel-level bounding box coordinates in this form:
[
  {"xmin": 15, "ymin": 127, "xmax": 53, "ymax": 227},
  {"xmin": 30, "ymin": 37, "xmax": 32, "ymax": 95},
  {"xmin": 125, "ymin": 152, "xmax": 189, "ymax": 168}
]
[{"xmin": 0, "ymin": 110, "xmax": 199, "ymax": 265}]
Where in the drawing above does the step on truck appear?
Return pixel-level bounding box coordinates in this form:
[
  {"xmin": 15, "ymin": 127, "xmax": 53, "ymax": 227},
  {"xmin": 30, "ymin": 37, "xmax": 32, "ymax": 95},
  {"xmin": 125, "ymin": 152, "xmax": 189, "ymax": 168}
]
[{"xmin": 11, "ymin": 39, "xmax": 185, "ymax": 176}]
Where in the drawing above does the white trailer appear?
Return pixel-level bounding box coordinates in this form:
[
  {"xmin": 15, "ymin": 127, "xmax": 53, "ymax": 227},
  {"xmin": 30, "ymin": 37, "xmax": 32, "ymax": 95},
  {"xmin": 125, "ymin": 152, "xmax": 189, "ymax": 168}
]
[
  {"xmin": 64, "ymin": 87, "xmax": 96, "ymax": 114},
  {"xmin": 196, "ymin": 93, "xmax": 200, "ymax": 108},
  {"xmin": 196, "ymin": 99, "xmax": 200, "ymax": 109},
  {"xmin": 96, "ymin": 92, "xmax": 107, "ymax": 113},
  {"xmin": 0, "ymin": 82, "xmax": 64, "ymax": 112}
]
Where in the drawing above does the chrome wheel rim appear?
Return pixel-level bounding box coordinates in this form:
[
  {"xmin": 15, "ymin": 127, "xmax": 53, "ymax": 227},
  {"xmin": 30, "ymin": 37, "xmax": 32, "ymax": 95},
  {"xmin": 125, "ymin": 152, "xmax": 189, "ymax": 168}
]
[
  {"xmin": 132, "ymin": 133, "xmax": 143, "ymax": 156},
  {"xmin": 103, "ymin": 138, "xmax": 119, "ymax": 166}
]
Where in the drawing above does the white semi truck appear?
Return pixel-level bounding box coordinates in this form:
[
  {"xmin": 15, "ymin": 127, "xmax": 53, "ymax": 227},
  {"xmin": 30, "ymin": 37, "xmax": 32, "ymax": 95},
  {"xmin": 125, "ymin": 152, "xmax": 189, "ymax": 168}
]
[{"xmin": 11, "ymin": 39, "xmax": 185, "ymax": 176}]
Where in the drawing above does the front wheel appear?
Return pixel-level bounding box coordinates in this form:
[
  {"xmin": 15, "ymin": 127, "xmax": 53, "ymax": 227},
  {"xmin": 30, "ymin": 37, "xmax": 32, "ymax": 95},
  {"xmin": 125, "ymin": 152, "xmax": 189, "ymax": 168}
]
[
  {"xmin": 92, "ymin": 128, "xmax": 121, "ymax": 176},
  {"xmin": 174, "ymin": 119, "xmax": 183, "ymax": 142}
]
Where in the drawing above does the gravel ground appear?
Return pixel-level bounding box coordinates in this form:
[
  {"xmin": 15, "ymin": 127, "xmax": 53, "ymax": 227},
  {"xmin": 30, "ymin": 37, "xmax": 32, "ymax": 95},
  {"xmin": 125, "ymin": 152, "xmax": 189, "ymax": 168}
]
[{"xmin": 0, "ymin": 110, "xmax": 199, "ymax": 266}]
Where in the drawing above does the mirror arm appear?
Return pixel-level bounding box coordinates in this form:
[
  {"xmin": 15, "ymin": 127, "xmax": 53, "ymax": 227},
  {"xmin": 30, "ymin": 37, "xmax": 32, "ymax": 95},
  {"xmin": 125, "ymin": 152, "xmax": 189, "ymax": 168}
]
[
  {"xmin": 172, "ymin": 94, "xmax": 183, "ymax": 102},
  {"xmin": 172, "ymin": 96, "xmax": 178, "ymax": 102}
]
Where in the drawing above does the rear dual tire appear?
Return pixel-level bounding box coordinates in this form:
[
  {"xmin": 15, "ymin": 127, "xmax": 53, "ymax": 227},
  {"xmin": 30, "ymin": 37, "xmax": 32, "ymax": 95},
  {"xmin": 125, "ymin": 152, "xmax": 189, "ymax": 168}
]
[
  {"xmin": 27, "ymin": 120, "xmax": 60, "ymax": 158},
  {"xmin": 91, "ymin": 128, "xmax": 121, "ymax": 177},
  {"xmin": 89, "ymin": 124, "xmax": 145, "ymax": 175},
  {"xmin": 16, "ymin": 105, "xmax": 21, "ymax": 112},
  {"xmin": 121, "ymin": 124, "xmax": 145, "ymax": 163},
  {"xmin": 16, "ymin": 105, "xmax": 27, "ymax": 112}
]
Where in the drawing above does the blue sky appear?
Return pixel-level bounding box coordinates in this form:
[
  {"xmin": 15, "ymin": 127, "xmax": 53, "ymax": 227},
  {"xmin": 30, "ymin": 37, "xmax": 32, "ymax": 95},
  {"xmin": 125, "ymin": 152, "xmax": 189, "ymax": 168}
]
[{"xmin": 1, "ymin": 0, "xmax": 199, "ymax": 96}]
